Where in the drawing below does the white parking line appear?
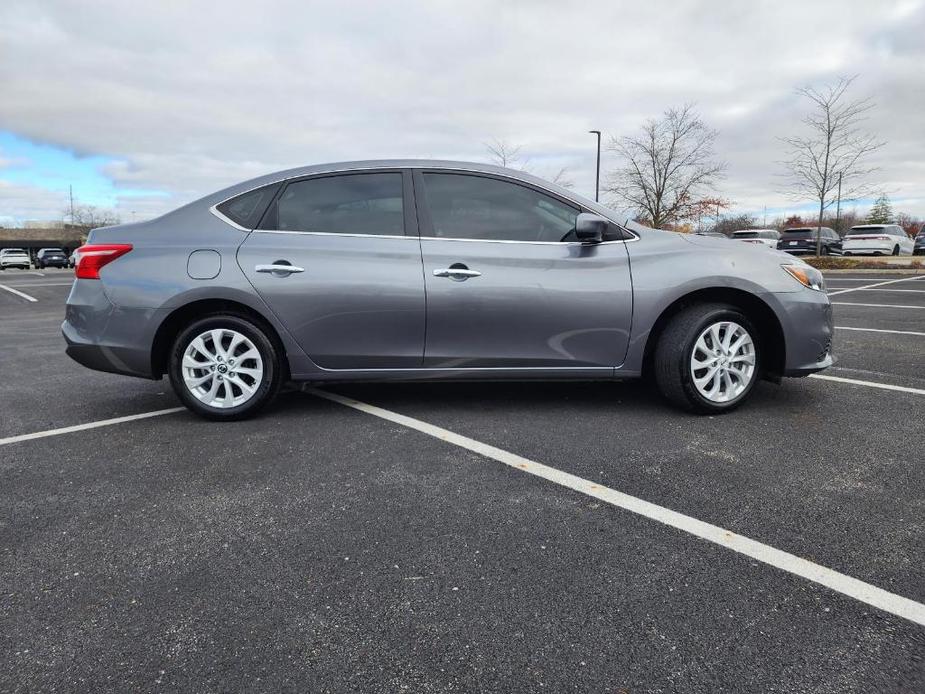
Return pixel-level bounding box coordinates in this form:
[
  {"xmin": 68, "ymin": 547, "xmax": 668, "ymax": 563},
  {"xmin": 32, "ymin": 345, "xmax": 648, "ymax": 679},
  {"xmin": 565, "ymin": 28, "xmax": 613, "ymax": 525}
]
[
  {"xmin": 828, "ymin": 288, "xmax": 925, "ymax": 294},
  {"xmin": 836, "ymin": 326, "xmax": 925, "ymax": 337},
  {"xmin": 0, "ymin": 408, "xmax": 185, "ymax": 446},
  {"xmin": 308, "ymin": 387, "xmax": 925, "ymax": 628},
  {"xmin": 809, "ymin": 373, "xmax": 925, "ymax": 396},
  {"xmin": 832, "ymin": 302, "xmax": 925, "ymax": 310},
  {"xmin": 827, "ymin": 275, "xmax": 925, "ymax": 297},
  {"xmin": 0, "ymin": 283, "xmax": 38, "ymax": 302},
  {"xmin": 2, "ymin": 281, "xmax": 74, "ymax": 288}
]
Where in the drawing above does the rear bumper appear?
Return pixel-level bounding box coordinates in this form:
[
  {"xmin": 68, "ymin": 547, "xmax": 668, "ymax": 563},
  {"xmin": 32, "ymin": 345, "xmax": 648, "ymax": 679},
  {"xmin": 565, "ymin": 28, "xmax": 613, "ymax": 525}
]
[
  {"xmin": 842, "ymin": 243, "xmax": 893, "ymax": 254},
  {"xmin": 62, "ymin": 279, "xmax": 160, "ymax": 379}
]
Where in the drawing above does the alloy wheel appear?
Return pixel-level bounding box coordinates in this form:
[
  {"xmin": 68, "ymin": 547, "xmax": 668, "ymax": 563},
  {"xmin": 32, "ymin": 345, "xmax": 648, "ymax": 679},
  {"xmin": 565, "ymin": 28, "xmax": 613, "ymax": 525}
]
[
  {"xmin": 690, "ymin": 321, "xmax": 756, "ymax": 403},
  {"xmin": 181, "ymin": 328, "xmax": 264, "ymax": 408}
]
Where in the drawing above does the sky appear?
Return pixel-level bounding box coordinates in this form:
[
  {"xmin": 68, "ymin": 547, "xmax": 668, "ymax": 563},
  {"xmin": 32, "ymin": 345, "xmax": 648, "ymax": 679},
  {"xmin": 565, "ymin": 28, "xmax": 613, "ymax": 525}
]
[{"xmin": 1, "ymin": 0, "xmax": 923, "ymax": 227}]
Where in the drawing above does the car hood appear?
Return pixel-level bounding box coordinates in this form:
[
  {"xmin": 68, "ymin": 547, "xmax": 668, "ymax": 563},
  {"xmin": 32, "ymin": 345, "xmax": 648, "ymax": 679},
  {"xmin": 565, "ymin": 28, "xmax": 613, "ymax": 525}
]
[{"xmin": 681, "ymin": 231, "xmax": 802, "ymax": 264}]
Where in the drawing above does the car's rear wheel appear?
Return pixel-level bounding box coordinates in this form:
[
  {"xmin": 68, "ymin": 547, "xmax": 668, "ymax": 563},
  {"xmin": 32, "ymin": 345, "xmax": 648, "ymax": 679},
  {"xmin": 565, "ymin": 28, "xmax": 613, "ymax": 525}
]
[
  {"xmin": 653, "ymin": 303, "xmax": 761, "ymax": 414},
  {"xmin": 892, "ymin": 245, "xmax": 900, "ymax": 256},
  {"xmin": 168, "ymin": 314, "xmax": 283, "ymax": 420}
]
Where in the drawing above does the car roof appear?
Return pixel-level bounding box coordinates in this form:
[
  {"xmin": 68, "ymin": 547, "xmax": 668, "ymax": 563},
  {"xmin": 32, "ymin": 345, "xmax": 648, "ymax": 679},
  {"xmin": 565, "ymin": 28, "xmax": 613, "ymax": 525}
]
[
  {"xmin": 850, "ymin": 224, "xmax": 888, "ymax": 229},
  {"xmin": 193, "ymin": 159, "xmax": 624, "ymax": 225}
]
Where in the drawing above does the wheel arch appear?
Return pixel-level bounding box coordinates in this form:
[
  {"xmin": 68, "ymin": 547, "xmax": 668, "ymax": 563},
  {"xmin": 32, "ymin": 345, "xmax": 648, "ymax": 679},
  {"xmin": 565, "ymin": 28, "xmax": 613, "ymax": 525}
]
[
  {"xmin": 151, "ymin": 298, "xmax": 289, "ymax": 379},
  {"xmin": 641, "ymin": 287, "xmax": 786, "ymax": 380}
]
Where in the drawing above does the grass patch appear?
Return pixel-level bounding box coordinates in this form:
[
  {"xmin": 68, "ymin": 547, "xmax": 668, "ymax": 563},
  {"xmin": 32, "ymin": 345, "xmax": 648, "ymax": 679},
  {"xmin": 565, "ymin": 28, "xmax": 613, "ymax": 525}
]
[{"xmin": 802, "ymin": 256, "xmax": 924, "ymax": 270}]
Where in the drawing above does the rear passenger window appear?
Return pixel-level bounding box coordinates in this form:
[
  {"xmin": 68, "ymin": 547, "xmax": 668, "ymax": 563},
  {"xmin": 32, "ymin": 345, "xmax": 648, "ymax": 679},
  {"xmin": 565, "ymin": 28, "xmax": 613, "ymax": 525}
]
[
  {"xmin": 216, "ymin": 183, "xmax": 281, "ymax": 229},
  {"xmin": 273, "ymin": 173, "xmax": 404, "ymax": 236}
]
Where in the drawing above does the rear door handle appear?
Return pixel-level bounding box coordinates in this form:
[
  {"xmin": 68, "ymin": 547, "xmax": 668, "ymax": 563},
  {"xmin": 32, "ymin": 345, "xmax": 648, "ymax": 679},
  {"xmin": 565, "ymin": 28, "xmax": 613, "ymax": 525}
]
[
  {"xmin": 433, "ymin": 268, "xmax": 481, "ymax": 279},
  {"xmin": 255, "ymin": 263, "xmax": 304, "ymax": 275}
]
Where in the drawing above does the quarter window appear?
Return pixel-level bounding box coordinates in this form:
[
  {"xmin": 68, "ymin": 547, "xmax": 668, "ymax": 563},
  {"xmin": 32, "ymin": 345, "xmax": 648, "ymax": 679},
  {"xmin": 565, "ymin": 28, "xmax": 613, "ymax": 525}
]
[
  {"xmin": 422, "ymin": 173, "xmax": 579, "ymax": 242},
  {"xmin": 274, "ymin": 173, "xmax": 404, "ymax": 235},
  {"xmin": 216, "ymin": 183, "xmax": 281, "ymax": 229}
]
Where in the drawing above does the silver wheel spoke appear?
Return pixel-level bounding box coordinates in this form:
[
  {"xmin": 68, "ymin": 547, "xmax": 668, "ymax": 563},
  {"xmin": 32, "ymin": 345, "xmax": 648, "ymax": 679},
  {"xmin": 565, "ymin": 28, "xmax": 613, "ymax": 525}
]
[
  {"xmin": 210, "ymin": 330, "xmax": 227, "ymax": 358},
  {"xmin": 201, "ymin": 375, "xmax": 221, "ymax": 404},
  {"xmin": 227, "ymin": 374, "xmax": 255, "ymax": 395},
  {"xmin": 186, "ymin": 372, "xmax": 213, "ymax": 388},
  {"xmin": 183, "ymin": 355, "xmax": 210, "ymax": 369},
  {"xmin": 234, "ymin": 366, "xmax": 262, "ymax": 379},
  {"xmin": 190, "ymin": 336, "xmax": 213, "ymax": 361},
  {"xmin": 221, "ymin": 381, "xmax": 234, "ymax": 408}
]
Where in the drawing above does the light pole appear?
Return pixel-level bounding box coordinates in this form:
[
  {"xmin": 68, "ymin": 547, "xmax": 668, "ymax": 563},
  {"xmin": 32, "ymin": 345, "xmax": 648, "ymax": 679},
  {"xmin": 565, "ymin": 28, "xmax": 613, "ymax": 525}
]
[{"xmin": 588, "ymin": 130, "xmax": 601, "ymax": 202}]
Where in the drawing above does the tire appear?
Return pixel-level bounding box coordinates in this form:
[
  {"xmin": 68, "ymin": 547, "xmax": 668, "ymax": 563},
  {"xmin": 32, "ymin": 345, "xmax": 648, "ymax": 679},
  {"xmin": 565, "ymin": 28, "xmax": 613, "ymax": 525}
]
[
  {"xmin": 821, "ymin": 245, "xmax": 829, "ymax": 256},
  {"xmin": 891, "ymin": 245, "xmax": 900, "ymax": 256},
  {"xmin": 653, "ymin": 303, "xmax": 761, "ymax": 414},
  {"xmin": 168, "ymin": 313, "xmax": 283, "ymax": 420}
]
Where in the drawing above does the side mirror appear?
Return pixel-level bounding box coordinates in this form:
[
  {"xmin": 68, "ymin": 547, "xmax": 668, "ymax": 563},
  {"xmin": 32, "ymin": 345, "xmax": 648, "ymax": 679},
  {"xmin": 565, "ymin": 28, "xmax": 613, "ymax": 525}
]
[{"xmin": 575, "ymin": 212, "xmax": 608, "ymax": 243}]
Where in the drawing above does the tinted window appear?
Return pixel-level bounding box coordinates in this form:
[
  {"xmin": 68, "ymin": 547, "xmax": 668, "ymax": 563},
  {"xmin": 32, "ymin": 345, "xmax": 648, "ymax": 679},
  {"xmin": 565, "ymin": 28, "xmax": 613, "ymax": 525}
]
[
  {"xmin": 422, "ymin": 173, "xmax": 579, "ymax": 242},
  {"xmin": 781, "ymin": 229, "xmax": 813, "ymax": 239},
  {"xmin": 216, "ymin": 183, "xmax": 280, "ymax": 229},
  {"xmin": 847, "ymin": 227, "xmax": 883, "ymax": 236},
  {"xmin": 732, "ymin": 231, "xmax": 759, "ymax": 239},
  {"xmin": 275, "ymin": 173, "xmax": 404, "ymax": 235}
]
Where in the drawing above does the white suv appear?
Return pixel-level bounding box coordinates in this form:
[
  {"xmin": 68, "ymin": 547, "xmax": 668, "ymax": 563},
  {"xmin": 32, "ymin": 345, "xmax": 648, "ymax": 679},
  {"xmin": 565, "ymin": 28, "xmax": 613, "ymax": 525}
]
[
  {"xmin": 842, "ymin": 225, "xmax": 914, "ymax": 256},
  {"xmin": 0, "ymin": 248, "xmax": 31, "ymax": 270},
  {"xmin": 731, "ymin": 229, "xmax": 780, "ymax": 249}
]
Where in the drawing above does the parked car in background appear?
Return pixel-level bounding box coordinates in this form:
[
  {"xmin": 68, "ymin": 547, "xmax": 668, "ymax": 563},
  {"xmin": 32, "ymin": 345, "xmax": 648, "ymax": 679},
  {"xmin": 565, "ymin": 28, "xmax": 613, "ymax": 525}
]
[
  {"xmin": 777, "ymin": 227, "xmax": 841, "ymax": 255},
  {"xmin": 63, "ymin": 159, "xmax": 834, "ymax": 420},
  {"xmin": 911, "ymin": 225, "xmax": 924, "ymax": 255},
  {"xmin": 35, "ymin": 247, "xmax": 70, "ymax": 269},
  {"xmin": 0, "ymin": 248, "xmax": 31, "ymax": 270},
  {"xmin": 731, "ymin": 229, "xmax": 780, "ymax": 249},
  {"xmin": 842, "ymin": 224, "xmax": 914, "ymax": 256}
]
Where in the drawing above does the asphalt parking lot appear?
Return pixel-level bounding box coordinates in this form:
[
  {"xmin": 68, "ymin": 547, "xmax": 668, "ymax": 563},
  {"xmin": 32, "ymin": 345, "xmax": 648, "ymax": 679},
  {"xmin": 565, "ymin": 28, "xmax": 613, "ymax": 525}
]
[{"xmin": 2, "ymin": 267, "xmax": 924, "ymax": 692}]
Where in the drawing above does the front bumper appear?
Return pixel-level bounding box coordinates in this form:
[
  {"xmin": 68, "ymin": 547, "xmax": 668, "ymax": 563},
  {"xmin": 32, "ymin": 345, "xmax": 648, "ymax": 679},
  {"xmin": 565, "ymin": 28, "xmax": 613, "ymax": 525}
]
[{"xmin": 773, "ymin": 288, "xmax": 836, "ymax": 377}]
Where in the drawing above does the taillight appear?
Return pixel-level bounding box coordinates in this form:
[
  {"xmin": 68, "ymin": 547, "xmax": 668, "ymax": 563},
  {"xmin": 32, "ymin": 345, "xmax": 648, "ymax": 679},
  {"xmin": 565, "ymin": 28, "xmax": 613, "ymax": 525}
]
[{"xmin": 74, "ymin": 244, "xmax": 133, "ymax": 279}]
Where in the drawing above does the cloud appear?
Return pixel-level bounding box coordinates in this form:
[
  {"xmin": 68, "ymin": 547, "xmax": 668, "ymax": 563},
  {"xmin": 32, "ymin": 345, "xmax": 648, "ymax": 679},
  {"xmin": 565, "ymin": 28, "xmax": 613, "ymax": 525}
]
[{"xmin": 1, "ymin": 0, "xmax": 924, "ymax": 221}]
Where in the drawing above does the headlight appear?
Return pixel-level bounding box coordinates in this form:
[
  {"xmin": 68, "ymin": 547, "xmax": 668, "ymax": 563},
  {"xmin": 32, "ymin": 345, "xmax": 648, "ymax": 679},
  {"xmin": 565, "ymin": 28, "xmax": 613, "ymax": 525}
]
[{"xmin": 782, "ymin": 264, "xmax": 825, "ymax": 291}]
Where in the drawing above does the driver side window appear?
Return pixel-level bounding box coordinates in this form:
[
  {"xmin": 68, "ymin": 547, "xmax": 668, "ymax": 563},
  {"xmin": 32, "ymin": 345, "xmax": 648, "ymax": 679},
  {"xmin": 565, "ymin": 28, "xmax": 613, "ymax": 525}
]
[{"xmin": 422, "ymin": 173, "xmax": 579, "ymax": 242}]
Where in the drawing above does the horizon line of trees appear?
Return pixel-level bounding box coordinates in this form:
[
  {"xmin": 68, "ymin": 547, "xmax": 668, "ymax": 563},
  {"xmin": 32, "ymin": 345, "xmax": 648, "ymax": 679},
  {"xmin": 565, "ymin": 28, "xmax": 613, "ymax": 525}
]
[{"xmin": 485, "ymin": 75, "xmax": 918, "ymax": 245}]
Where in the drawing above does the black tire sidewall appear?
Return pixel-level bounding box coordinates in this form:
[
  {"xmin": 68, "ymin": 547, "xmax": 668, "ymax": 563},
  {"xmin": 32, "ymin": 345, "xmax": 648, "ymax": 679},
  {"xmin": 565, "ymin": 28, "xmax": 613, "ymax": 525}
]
[
  {"xmin": 168, "ymin": 314, "xmax": 281, "ymax": 420},
  {"xmin": 677, "ymin": 306, "xmax": 761, "ymax": 413}
]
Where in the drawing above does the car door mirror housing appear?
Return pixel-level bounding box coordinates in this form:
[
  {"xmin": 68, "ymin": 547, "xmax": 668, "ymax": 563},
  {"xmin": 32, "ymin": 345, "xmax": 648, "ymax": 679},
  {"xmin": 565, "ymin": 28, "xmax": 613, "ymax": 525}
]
[{"xmin": 575, "ymin": 213, "xmax": 608, "ymax": 242}]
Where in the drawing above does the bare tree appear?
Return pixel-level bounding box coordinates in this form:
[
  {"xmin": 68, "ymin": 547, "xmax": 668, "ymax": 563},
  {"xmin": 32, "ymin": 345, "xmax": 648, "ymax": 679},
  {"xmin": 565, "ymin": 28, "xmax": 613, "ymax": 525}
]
[
  {"xmin": 781, "ymin": 75, "xmax": 884, "ymax": 254},
  {"xmin": 605, "ymin": 104, "xmax": 726, "ymax": 229},
  {"xmin": 550, "ymin": 167, "xmax": 574, "ymax": 189},
  {"xmin": 65, "ymin": 203, "xmax": 121, "ymax": 228},
  {"xmin": 484, "ymin": 139, "xmax": 530, "ymax": 170}
]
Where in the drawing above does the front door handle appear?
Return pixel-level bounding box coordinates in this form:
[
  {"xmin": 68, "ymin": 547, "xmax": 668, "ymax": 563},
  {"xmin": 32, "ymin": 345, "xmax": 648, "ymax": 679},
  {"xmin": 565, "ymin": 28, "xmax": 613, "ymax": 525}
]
[
  {"xmin": 255, "ymin": 263, "xmax": 305, "ymax": 275},
  {"xmin": 433, "ymin": 267, "xmax": 481, "ymax": 280}
]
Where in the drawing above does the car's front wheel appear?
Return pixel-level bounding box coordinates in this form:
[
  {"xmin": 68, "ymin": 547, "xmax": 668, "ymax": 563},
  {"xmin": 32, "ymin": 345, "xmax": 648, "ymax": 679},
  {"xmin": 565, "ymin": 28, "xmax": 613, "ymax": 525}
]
[
  {"xmin": 653, "ymin": 303, "xmax": 761, "ymax": 414},
  {"xmin": 168, "ymin": 314, "xmax": 283, "ymax": 420}
]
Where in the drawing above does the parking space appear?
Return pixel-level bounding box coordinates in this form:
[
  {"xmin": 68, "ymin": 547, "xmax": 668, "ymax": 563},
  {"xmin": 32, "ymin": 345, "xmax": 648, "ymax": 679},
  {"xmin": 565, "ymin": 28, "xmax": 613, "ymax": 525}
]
[{"xmin": 1, "ymin": 271, "xmax": 924, "ymax": 691}]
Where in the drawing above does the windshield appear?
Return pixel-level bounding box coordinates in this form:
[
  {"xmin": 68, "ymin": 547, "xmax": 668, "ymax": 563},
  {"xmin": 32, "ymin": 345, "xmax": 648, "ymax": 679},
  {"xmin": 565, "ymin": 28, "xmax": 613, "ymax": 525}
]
[
  {"xmin": 1, "ymin": 248, "xmax": 26, "ymax": 254},
  {"xmin": 846, "ymin": 227, "xmax": 884, "ymax": 236},
  {"xmin": 781, "ymin": 230, "xmax": 814, "ymax": 239},
  {"xmin": 732, "ymin": 231, "xmax": 759, "ymax": 239}
]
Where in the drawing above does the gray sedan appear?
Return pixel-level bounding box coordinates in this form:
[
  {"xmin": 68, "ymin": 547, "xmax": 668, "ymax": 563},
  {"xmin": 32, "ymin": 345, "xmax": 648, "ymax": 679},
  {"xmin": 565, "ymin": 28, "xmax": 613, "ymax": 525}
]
[{"xmin": 63, "ymin": 160, "xmax": 833, "ymax": 419}]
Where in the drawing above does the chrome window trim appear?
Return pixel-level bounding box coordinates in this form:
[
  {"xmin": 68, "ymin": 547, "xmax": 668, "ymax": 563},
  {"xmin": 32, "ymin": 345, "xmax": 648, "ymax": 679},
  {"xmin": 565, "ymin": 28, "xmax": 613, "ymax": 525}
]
[
  {"xmin": 419, "ymin": 236, "xmax": 634, "ymax": 246},
  {"xmin": 208, "ymin": 164, "xmax": 639, "ymax": 242},
  {"xmin": 209, "ymin": 204, "xmax": 251, "ymax": 231},
  {"xmin": 250, "ymin": 228, "xmax": 632, "ymax": 245}
]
